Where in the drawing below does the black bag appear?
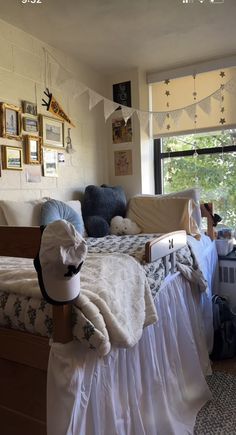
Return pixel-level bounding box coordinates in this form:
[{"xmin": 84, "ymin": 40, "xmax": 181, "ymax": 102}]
[{"xmin": 210, "ymin": 295, "xmax": 236, "ymax": 360}]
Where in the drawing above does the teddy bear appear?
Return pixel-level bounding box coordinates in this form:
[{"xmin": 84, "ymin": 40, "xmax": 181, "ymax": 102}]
[{"xmin": 110, "ymin": 216, "xmax": 141, "ymax": 236}]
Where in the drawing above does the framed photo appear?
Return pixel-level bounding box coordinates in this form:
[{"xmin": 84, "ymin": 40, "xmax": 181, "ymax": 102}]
[
  {"xmin": 40, "ymin": 115, "xmax": 64, "ymax": 148},
  {"xmin": 112, "ymin": 117, "xmax": 132, "ymax": 144},
  {"xmin": 2, "ymin": 146, "xmax": 23, "ymax": 170},
  {"xmin": 23, "ymin": 117, "xmax": 38, "ymax": 133},
  {"xmin": 113, "ymin": 81, "xmax": 131, "ymax": 108},
  {"xmin": 25, "ymin": 135, "xmax": 42, "ymax": 164},
  {"xmin": 114, "ymin": 149, "xmax": 133, "ymax": 176},
  {"xmin": 0, "ymin": 103, "xmax": 21, "ymax": 140},
  {"xmin": 22, "ymin": 101, "xmax": 37, "ymax": 116},
  {"xmin": 43, "ymin": 148, "xmax": 58, "ymax": 177}
]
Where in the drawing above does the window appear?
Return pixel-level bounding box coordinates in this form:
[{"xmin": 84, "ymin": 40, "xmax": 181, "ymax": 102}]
[{"xmin": 154, "ymin": 129, "xmax": 236, "ymax": 228}]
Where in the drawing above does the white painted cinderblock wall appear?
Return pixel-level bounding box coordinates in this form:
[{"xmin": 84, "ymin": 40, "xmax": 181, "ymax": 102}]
[{"xmin": 0, "ymin": 18, "xmax": 109, "ymax": 201}]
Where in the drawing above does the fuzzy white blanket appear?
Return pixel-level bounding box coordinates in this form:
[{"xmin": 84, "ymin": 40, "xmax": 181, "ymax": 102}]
[{"xmin": 0, "ymin": 254, "xmax": 157, "ymax": 356}]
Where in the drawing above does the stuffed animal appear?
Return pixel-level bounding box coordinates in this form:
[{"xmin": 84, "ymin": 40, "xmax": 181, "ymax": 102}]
[
  {"xmin": 110, "ymin": 216, "xmax": 141, "ymax": 236},
  {"xmin": 82, "ymin": 185, "xmax": 127, "ymax": 237}
]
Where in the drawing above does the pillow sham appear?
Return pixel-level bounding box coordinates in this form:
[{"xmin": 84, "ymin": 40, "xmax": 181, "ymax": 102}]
[
  {"xmin": 41, "ymin": 199, "xmax": 84, "ymax": 235},
  {"xmin": 157, "ymin": 188, "xmax": 201, "ymax": 229},
  {"xmin": 126, "ymin": 196, "xmax": 201, "ymax": 239},
  {"xmin": 1, "ymin": 200, "xmax": 44, "ymax": 226}
]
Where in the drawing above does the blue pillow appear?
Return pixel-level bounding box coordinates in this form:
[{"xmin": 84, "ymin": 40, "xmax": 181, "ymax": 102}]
[{"xmin": 41, "ymin": 199, "xmax": 84, "ymax": 235}]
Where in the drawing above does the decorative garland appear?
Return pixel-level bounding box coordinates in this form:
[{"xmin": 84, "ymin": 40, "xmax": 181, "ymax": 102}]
[{"xmin": 45, "ymin": 49, "xmax": 236, "ymax": 132}]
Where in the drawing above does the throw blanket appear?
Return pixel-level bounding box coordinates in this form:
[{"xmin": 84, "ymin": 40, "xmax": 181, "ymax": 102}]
[{"xmin": 0, "ymin": 253, "xmax": 157, "ymax": 356}]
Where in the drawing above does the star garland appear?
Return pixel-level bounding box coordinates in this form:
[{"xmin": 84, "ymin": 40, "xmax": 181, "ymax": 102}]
[
  {"xmin": 164, "ymin": 79, "xmax": 171, "ymax": 130},
  {"xmin": 219, "ymin": 71, "xmax": 226, "ymax": 125}
]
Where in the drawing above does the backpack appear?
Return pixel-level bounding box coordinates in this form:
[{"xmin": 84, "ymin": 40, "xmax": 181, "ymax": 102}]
[{"xmin": 210, "ymin": 295, "xmax": 236, "ymax": 360}]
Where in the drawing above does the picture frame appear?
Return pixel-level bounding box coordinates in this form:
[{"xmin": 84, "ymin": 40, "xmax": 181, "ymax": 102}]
[
  {"xmin": 23, "ymin": 117, "xmax": 39, "ymax": 133},
  {"xmin": 22, "ymin": 100, "xmax": 37, "ymax": 116},
  {"xmin": 112, "ymin": 117, "xmax": 132, "ymax": 144},
  {"xmin": 0, "ymin": 103, "xmax": 21, "ymax": 140},
  {"xmin": 25, "ymin": 135, "xmax": 42, "ymax": 165},
  {"xmin": 43, "ymin": 148, "xmax": 58, "ymax": 177},
  {"xmin": 2, "ymin": 146, "xmax": 23, "ymax": 170},
  {"xmin": 113, "ymin": 81, "xmax": 131, "ymax": 109},
  {"xmin": 40, "ymin": 115, "xmax": 64, "ymax": 148},
  {"xmin": 114, "ymin": 149, "xmax": 133, "ymax": 176}
]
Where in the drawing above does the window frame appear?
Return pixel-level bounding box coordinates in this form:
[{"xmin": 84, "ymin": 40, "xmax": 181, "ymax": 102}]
[{"xmin": 154, "ymin": 137, "xmax": 236, "ymax": 194}]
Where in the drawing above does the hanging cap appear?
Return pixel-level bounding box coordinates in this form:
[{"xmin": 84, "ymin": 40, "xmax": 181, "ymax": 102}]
[{"xmin": 34, "ymin": 219, "xmax": 87, "ymax": 305}]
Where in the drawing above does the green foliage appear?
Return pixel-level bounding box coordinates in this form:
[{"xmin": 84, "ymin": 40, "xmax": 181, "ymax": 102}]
[{"xmin": 163, "ymin": 132, "xmax": 236, "ymax": 228}]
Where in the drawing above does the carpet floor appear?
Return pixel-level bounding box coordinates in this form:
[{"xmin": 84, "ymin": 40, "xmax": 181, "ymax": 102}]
[{"xmin": 194, "ymin": 371, "xmax": 236, "ymax": 434}]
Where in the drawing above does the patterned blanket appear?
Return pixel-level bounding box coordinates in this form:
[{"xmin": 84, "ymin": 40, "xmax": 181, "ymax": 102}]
[{"xmin": 0, "ymin": 234, "xmax": 205, "ymax": 355}]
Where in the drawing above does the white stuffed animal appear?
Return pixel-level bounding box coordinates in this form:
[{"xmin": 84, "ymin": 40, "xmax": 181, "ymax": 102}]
[{"xmin": 110, "ymin": 216, "xmax": 141, "ymax": 236}]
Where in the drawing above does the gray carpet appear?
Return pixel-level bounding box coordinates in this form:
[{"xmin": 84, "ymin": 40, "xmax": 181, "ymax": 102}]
[{"xmin": 194, "ymin": 372, "xmax": 236, "ymax": 435}]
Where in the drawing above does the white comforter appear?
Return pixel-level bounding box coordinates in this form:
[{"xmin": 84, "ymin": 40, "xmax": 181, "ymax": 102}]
[{"xmin": 0, "ymin": 253, "xmax": 157, "ymax": 356}]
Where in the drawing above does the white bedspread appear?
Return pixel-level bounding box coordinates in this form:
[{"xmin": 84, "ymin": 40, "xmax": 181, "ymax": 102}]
[{"xmin": 0, "ymin": 253, "xmax": 157, "ymax": 356}]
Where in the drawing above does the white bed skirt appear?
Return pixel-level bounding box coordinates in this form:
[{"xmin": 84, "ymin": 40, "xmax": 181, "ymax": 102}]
[{"xmin": 47, "ymin": 273, "xmax": 212, "ymax": 435}]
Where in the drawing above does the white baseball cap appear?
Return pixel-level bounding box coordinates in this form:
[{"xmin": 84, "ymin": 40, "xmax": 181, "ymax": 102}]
[{"xmin": 34, "ymin": 219, "xmax": 87, "ymax": 304}]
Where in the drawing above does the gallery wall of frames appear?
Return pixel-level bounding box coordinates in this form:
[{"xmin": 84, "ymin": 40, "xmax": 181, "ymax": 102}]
[{"xmin": 0, "ymin": 100, "xmax": 65, "ymax": 180}]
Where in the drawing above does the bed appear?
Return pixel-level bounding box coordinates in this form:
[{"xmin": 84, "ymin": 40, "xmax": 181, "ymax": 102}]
[{"xmin": 0, "ymin": 202, "xmax": 218, "ymax": 435}]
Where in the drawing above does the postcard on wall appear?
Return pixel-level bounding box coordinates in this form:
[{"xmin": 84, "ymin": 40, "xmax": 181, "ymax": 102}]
[
  {"xmin": 25, "ymin": 165, "xmax": 42, "ymax": 183},
  {"xmin": 112, "ymin": 117, "xmax": 132, "ymax": 144},
  {"xmin": 114, "ymin": 149, "xmax": 133, "ymax": 176}
]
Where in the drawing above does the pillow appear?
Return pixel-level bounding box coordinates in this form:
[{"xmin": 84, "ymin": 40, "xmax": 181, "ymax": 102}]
[
  {"xmin": 82, "ymin": 184, "xmax": 127, "ymax": 237},
  {"xmin": 110, "ymin": 216, "xmax": 141, "ymax": 235},
  {"xmin": 41, "ymin": 199, "xmax": 84, "ymax": 235},
  {"xmin": 157, "ymin": 188, "xmax": 201, "ymax": 229},
  {"xmin": 0, "ymin": 200, "xmax": 44, "ymax": 226},
  {"xmin": 126, "ymin": 196, "xmax": 201, "ymax": 239},
  {"xmin": 66, "ymin": 200, "xmax": 86, "ymax": 237}
]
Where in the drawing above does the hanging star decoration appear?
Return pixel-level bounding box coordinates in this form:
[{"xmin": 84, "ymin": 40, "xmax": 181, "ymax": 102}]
[
  {"xmin": 219, "ymin": 71, "xmax": 226, "ymax": 125},
  {"xmin": 164, "ymin": 79, "xmax": 171, "ymax": 130}
]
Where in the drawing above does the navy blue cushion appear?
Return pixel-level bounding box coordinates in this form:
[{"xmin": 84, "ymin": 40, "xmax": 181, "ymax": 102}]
[
  {"xmin": 41, "ymin": 199, "xmax": 84, "ymax": 235},
  {"xmin": 82, "ymin": 185, "xmax": 127, "ymax": 237},
  {"xmin": 85, "ymin": 215, "xmax": 110, "ymax": 237}
]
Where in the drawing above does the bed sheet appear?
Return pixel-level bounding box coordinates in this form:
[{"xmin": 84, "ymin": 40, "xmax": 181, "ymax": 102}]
[{"xmin": 47, "ymin": 272, "xmax": 212, "ymax": 435}]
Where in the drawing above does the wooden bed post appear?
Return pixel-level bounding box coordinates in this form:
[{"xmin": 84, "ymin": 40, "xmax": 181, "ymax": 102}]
[{"xmin": 52, "ymin": 305, "xmax": 73, "ymax": 343}]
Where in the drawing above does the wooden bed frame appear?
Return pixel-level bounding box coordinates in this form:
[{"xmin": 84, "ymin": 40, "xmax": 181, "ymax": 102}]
[{"xmin": 0, "ymin": 204, "xmax": 215, "ymax": 435}]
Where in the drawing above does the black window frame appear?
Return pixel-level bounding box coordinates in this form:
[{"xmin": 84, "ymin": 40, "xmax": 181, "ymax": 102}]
[{"xmin": 154, "ymin": 137, "xmax": 236, "ymax": 194}]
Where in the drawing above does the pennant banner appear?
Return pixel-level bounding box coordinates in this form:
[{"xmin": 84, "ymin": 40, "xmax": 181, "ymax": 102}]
[
  {"xmin": 212, "ymin": 89, "xmax": 221, "ymax": 102},
  {"xmin": 104, "ymin": 98, "xmax": 120, "ymax": 121},
  {"xmin": 44, "ymin": 49, "xmax": 236, "ymax": 135},
  {"xmin": 184, "ymin": 105, "xmax": 196, "ymax": 121},
  {"xmin": 198, "ymin": 96, "xmax": 212, "ymax": 115},
  {"xmin": 88, "ymin": 89, "xmax": 104, "ymax": 111},
  {"xmin": 42, "ymin": 89, "xmax": 75, "ymax": 127},
  {"xmin": 136, "ymin": 110, "xmax": 149, "ymax": 130},
  {"xmin": 170, "ymin": 109, "xmax": 183, "ymax": 125},
  {"xmin": 153, "ymin": 112, "xmax": 166, "ymax": 129},
  {"xmin": 121, "ymin": 106, "xmax": 135, "ymax": 124}
]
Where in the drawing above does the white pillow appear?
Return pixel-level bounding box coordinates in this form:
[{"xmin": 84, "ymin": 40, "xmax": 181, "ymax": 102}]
[
  {"xmin": 157, "ymin": 188, "xmax": 201, "ymax": 229},
  {"xmin": 127, "ymin": 196, "xmax": 201, "ymax": 239},
  {"xmin": 1, "ymin": 200, "xmax": 44, "ymax": 226}
]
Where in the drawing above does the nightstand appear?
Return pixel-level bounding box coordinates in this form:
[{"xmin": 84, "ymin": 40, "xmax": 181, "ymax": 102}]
[{"xmin": 218, "ymin": 248, "xmax": 236, "ymax": 308}]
